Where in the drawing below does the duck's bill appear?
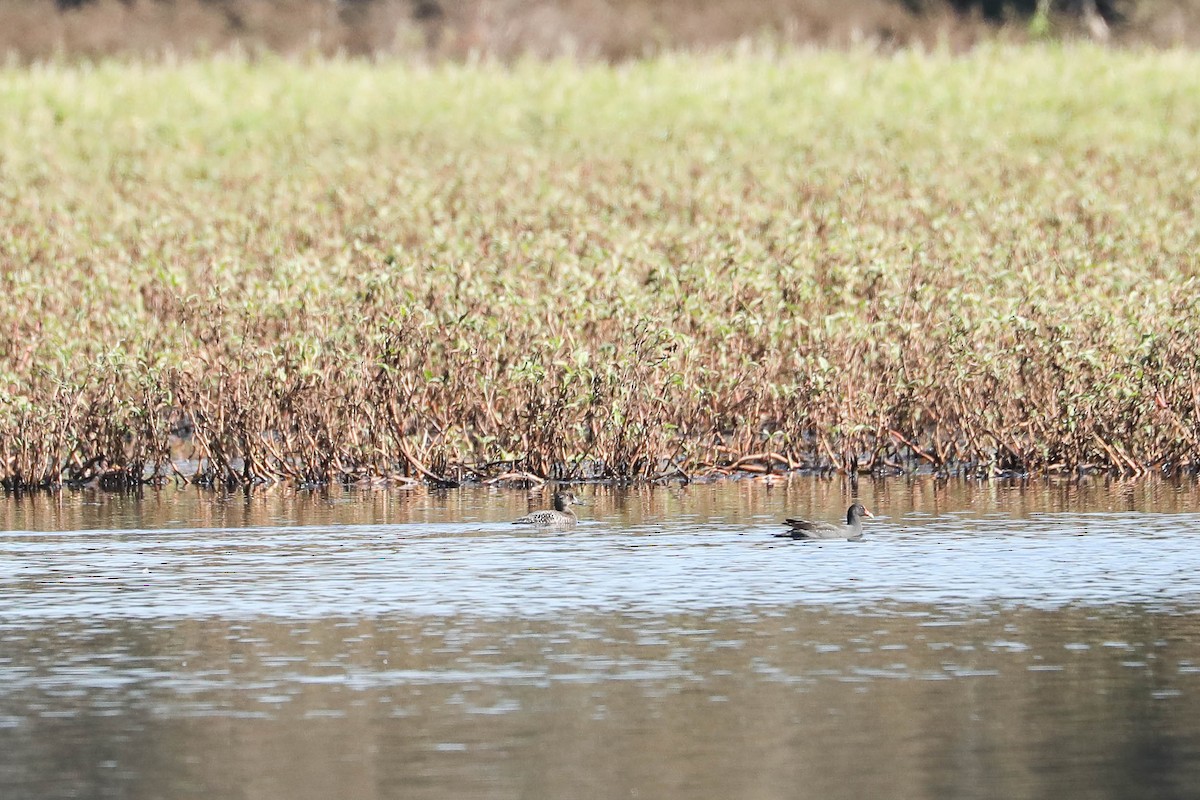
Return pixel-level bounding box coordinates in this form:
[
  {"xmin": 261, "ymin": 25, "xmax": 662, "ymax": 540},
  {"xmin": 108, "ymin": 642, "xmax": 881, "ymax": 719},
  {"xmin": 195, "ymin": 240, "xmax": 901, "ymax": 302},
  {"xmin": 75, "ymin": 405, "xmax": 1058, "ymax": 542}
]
[{"xmin": 863, "ymin": 508, "xmax": 875, "ymax": 517}]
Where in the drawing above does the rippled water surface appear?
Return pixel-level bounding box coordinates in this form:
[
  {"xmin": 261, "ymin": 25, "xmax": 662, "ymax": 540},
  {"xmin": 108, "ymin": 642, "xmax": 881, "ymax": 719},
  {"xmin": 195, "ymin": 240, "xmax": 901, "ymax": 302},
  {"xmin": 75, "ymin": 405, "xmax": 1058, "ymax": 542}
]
[{"xmin": 3, "ymin": 478, "xmax": 1200, "ymax": 800}]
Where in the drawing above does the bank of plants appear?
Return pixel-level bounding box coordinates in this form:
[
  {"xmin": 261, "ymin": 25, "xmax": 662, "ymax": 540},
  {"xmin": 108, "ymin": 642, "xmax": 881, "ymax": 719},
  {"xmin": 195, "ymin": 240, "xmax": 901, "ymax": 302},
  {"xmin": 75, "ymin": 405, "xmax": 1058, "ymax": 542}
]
[{"xmin": 2, "ymin": 46, "xmax": 1199, "ymax": 489}]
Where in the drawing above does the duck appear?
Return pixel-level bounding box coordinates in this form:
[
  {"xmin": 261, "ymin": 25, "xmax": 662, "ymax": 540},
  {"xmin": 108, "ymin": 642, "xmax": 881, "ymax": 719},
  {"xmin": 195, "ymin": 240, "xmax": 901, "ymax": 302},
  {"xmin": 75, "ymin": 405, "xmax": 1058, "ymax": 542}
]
[
  {"xmin": 776, "ymin": 503, "xmax": 874, "ymax": 541},
  {"xmin": 512, "ymin": 490, "xmax": 586, "ymax": 527}
]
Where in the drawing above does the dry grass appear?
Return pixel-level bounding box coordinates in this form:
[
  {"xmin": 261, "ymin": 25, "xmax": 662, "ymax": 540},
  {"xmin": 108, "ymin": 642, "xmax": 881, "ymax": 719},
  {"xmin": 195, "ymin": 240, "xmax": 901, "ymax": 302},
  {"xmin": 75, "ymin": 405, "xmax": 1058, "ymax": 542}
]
[{"xmin": 2, "ymin": 46, "xmax": 1200, "ymax": 489}]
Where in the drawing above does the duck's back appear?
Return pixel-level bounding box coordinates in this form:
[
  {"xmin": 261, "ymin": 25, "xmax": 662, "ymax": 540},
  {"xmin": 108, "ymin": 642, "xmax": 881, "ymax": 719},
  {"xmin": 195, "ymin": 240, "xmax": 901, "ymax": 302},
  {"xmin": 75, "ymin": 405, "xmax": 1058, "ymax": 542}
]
[
  {"xmin": 513, "ymin": 509, "xmax": 576, "ymax": 526},
  {"xmin": 778, "ymin": 518, "xmax": 848, "ymax": 540}
]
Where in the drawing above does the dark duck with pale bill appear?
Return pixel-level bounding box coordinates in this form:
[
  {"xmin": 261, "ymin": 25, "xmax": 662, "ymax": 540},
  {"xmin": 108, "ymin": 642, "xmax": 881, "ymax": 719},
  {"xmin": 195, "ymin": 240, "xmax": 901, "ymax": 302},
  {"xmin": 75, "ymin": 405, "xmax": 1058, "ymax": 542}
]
[{"xmin": 777, "ymin": 503, "xmax": 874, "ymax": 541}]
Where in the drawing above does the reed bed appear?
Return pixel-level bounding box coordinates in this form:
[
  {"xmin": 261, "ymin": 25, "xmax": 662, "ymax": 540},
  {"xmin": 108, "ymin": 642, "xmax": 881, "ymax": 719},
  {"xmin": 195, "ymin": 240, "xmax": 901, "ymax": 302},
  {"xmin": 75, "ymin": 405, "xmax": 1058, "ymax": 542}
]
[{"xmin": 2, "ymin": 46, "xmax": 1200, "ymax": 489}]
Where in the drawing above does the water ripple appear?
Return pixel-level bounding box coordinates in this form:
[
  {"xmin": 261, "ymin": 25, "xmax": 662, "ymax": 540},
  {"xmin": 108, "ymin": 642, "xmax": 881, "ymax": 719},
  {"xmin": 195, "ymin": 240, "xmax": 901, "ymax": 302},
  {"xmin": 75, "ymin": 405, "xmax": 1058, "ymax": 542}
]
[{"xmin": 3, "ymin": 510, "xmax": 1199, "ymax": 621}]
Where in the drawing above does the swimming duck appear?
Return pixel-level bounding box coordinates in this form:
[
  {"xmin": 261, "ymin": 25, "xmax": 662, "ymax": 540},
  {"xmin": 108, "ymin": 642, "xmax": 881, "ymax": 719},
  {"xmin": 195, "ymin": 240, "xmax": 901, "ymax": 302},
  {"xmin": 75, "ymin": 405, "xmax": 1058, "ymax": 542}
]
[
  {"xmin": 777, "ymin": 503, "xmax": 874, "ymax": 541},
  {"xmin": 512, "ymin": 490, "xmax": 586, "ymax": 527}
]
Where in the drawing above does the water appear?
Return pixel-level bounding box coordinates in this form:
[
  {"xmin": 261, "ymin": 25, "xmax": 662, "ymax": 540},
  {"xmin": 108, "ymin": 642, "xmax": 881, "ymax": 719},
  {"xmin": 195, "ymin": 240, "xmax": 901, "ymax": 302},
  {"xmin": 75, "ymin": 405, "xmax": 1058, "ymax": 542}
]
[{"xmin": 2, "ymin": 477, "xmax": 1200, "ymax": 800}]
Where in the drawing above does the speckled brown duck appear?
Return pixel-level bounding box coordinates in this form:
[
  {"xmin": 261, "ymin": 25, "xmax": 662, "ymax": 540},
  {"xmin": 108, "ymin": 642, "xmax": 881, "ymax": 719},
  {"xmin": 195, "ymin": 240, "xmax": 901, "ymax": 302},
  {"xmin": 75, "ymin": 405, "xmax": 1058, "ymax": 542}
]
[{"xmin": 513, "ymin": 491, "xmax": 587, "ymax": 527}]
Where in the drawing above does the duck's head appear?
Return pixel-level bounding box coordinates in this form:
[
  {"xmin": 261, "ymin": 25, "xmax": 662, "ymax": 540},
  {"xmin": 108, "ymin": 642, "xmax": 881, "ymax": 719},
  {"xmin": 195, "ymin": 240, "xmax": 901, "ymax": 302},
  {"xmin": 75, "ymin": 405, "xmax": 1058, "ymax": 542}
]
[
  {"xmin": 553, "ymin": 491, "xmax": 586, "ymax": 512},
  {"xmin": 847, "ymin": 503, "xmax": 875, "ymax": 524}
]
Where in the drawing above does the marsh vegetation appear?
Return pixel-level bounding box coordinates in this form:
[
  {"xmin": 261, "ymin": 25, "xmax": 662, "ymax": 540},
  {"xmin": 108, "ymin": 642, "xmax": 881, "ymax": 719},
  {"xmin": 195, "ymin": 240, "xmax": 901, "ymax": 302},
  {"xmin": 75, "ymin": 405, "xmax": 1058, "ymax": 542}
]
[{"xmin": 2, "ymin": 47, "xmax": 1199, "ymax": 489}]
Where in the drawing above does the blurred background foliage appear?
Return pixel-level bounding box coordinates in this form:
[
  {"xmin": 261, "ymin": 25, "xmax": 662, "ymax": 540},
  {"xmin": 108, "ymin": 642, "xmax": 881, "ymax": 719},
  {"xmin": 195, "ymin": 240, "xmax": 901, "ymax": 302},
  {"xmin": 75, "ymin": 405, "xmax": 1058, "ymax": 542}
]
[{"xmin": 5, "ymin": 0, "xmax": 1200, "ymax": 63}]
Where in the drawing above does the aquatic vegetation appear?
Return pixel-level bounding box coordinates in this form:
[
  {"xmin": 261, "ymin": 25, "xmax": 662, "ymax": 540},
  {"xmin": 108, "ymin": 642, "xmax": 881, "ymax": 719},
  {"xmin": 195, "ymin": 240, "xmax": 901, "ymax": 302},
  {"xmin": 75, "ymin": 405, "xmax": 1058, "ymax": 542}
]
[{"xmin": 2, "ymin": 47, "xmax": 1199, "ymax": 489}]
